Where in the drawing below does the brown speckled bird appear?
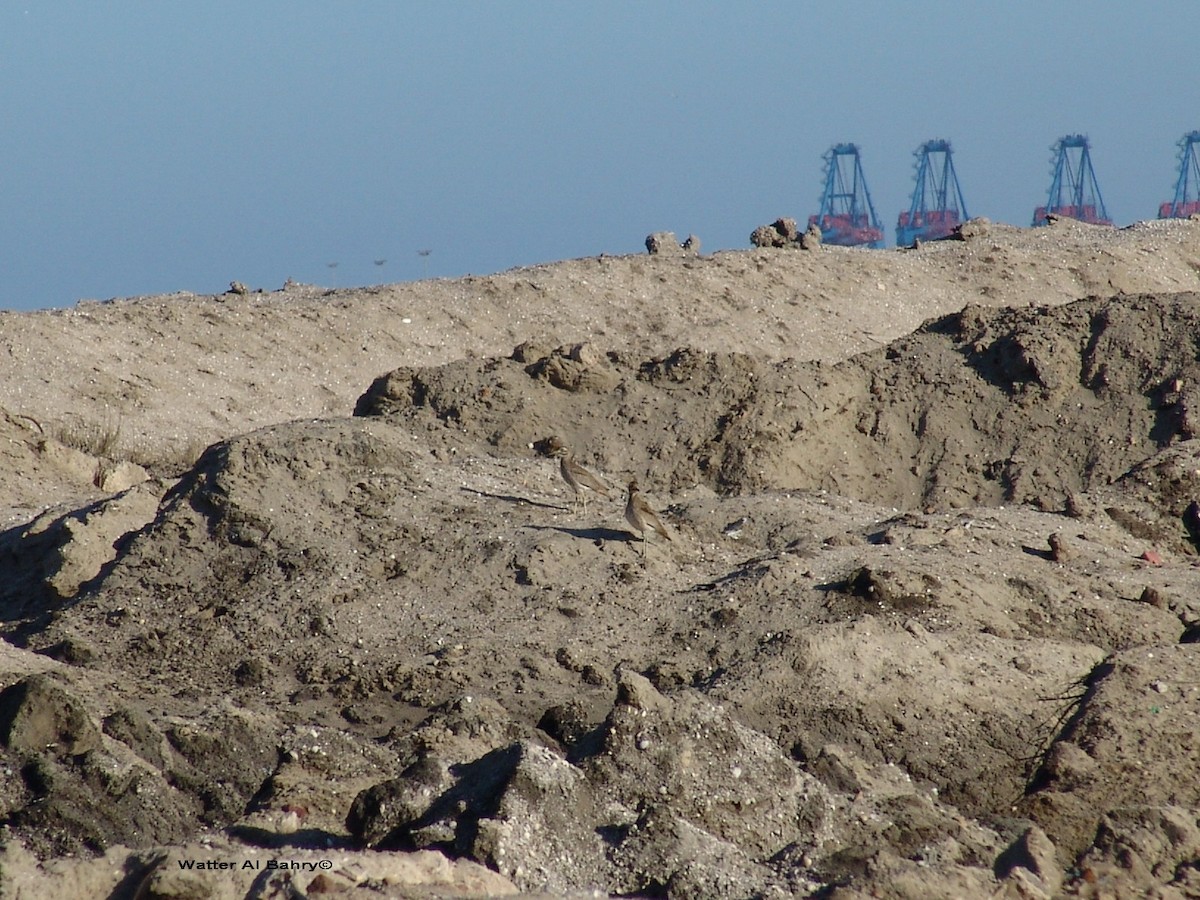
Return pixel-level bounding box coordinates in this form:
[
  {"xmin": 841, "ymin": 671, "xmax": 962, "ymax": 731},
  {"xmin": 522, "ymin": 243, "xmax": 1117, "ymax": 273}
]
[
  {"xmin": 624, "ymin": 479, "xmax": 671, "ymax": 555},
  {"xmin": 548, "ymin": 438, "xmax": 609, "ymax": 510}
]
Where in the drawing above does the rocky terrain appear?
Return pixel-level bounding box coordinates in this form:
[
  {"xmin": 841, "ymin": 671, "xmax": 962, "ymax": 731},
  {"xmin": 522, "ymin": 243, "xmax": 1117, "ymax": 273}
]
[{"xmin": 2, "ymin": 217, "xmax": 1200, "ymax": 897}]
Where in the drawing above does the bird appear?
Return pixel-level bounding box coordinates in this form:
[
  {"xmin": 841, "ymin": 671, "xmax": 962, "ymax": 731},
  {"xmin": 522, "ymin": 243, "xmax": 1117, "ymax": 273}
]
[
  {"xmin": 548, "ymin": 438, "xmax": 609, "ymax": 510},
  {"xmin": 625, "ymin": 479, "xmax": 671, "ymax": 555}
]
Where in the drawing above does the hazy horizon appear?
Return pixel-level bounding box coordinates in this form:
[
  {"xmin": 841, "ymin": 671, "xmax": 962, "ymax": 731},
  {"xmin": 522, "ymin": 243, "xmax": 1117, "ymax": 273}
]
[{"xmin": 2, "ymin": 4, "xmax": 1197, "ymax": 311}]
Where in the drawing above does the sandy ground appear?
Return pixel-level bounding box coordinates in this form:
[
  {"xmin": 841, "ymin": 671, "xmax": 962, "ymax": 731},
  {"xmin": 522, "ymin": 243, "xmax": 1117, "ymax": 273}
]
[{"xmin": 2, "ymin": 216, "xmax": 1200, "ymax": 897}]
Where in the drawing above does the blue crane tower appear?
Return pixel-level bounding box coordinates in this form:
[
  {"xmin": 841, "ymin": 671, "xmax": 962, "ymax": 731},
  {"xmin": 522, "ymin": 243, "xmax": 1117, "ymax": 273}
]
[
  {"xmin": 807, "ymin": 143, "xmax": 883, "ymax": 248},
  {"xmin": 1158, "ymin": 131, "xmax": 1200, "ymax": 219},
  {"xmin": 1032, "ymin": 134, "xmax": 1112, "ymax": 227},
  {"xmin": 896, "ymin": 139, "xmax": 969, "ymax": 246}
]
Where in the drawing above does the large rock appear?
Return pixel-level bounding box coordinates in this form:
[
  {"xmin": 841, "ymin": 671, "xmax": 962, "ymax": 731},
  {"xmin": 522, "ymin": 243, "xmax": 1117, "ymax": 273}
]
[
  {"xmin": 645, "ymin": 231, "xmax": 684, "ymax": 256},
  {"xmin": 0, "ymin": 674, "xmax": 102, "ymax": 757},
  {"xmin": 350, "ymin": 740, "xmax": 609, "ymax": 894},
  {"xmin": 587, "ymin": 668, "xmax": 831, "ymax": 859},
  {"xmin": 2, "ymin": 480, "xmax": 161, "ymax": 609},
  {"xmin": 750, "ymin": 218, "xmax": 801, "ymax": 248},
  {"xmin": 0, "ymin": 674, "xmax": 202, "ymax": 857}
]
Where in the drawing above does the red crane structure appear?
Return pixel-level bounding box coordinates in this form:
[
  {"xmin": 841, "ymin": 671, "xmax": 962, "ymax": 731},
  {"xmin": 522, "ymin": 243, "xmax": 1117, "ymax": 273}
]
[
  {"xmin": 1158, "ymin": 131, "xmax": 1200, "ymax": 220},
  {"xmin": 896, "ymin": 139, "xmax": 969, "ymax": 245},
  {"xmin": 807, "ymin": 143, "xmax": 884, "ymax": 248},
  {"xmin": 1032, "ymin": 134, "xmax": 1112, "ymax": 227}
]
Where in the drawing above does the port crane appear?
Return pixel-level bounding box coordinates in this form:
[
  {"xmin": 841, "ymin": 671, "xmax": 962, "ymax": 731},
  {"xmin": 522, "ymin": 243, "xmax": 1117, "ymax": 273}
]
[
  {"xmin": 1158, "ymin": 131, "xmax": 1200, "ymax": 219},
  {"xmin": 896, "ymin": 139, "xmax": 969, "ymax": 245},
  {"xmin": 808, "ymin": 143, "xmax": 883, "ymax": 248},
  {"xmin": 1032, "ymin": 134, "xmax": 1112, "ymax": 227}
]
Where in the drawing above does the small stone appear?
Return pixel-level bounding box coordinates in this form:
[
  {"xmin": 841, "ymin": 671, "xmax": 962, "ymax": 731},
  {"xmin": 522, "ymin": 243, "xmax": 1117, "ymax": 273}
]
[
  {"xmin": 306, "ymin": 873, "xmax": 341, "ymax": 894},
  {"xmin": 1137, "ymin": 586, "xmax": 1166, "ymax": 608},
  {"xmin": 1064, "ymin": 492, "xmax": 1091, "ymax": 518},
  {"xmin": 1048, "ymin": 532, "xmax": 1070, "ymax": 562},
  {"xmin": 234, "ymin": 658, "xmax": 266, "ymax": 687}
]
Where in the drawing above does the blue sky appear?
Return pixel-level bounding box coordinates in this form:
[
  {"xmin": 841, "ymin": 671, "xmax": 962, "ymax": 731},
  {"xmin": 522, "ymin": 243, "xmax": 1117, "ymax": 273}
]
[{"xmin": 2, "ymin": 3, "xmax": 1197, "ymax": 311}]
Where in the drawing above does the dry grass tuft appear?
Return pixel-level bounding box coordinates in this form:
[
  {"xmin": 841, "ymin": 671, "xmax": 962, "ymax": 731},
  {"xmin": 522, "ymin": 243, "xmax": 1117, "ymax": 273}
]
[{"xmin": 54, "ymin": 413, "xmax": 123, "ymax": 459}]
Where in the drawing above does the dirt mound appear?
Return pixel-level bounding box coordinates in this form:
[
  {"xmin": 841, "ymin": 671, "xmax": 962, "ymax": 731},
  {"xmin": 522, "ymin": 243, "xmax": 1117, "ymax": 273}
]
[
  {"xmin": 355, "ymin": 292, "xmax": 1200, "ymax": 515},
  {"xmin": 6, "ymin": 222, "xmax": 1200, "ymax": 895},
  {"xmin": 354, "ymin": 340, "xmax": 783, "ymax": 493},
  {"xmin": 2, "ymin": 295, "xmax": 1197, "ymax": 894},
  {"xmin": 4, "ymin": 217, "xmax": 1200, "ymax": 528},
  {"xmin": 783, "ymin": 290, "xmax": 1200, "ymax": 510}
]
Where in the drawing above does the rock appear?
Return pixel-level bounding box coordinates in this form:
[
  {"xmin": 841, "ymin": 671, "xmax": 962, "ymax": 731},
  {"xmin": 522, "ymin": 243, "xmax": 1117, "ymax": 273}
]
[
  {"xmin": 232, "ymin": 657, "xmax": 266, "ymax": 687},
  {"xmin": 1136, "ymin": 586, "xmax": 1167, "ymax": 609},
  {"xmin": 615, "ymin": 808, "xmax": 785, "ymax": 899},
  {"xmin": 750, "ymin": 225, "xmax": 783, "ymax": 248},
  {"xmin": 136, "ymin": 860, "xmax": 212, "ymax": 900},
  {"xmin": 749, "ymin": 218, "xmax": 799, "ymax": 248},
  {"xmin": 589, "ymin": 668, "xmax": 830, "ymax": 860},
  {"xmin": 468, "ymin": 742, "xmax": 609, "ymax": 893},
  {"xmin": 772, "ymin": 217, "xmax": 799, "ymax": 242},
  {"xmin": 844, "ymin": 565, "xmax": 939, "ymax": 611},
  {"xmin": 995, "ymin": 825, "xmax": 1061, "ymax": 895},
  {"xmin": 954, "ymin": 217, "xmax": 992, "ymax": 240},
  {"xmin": 1182, "ymin": 500, "xmax": 1200, "ymax": 553},
  {"xmin": 567, "ymin": 341, "xmax": 605, "ymax": 367},
  {"xmin": 227, "ymin": 281, "xmax": 249, "ymax": 295},
  {"xmin": 0, "ymin": 675, "xmax": 202, "ymax": 857},
  {"xmin": 349, "ymin": 669, "xmax": 837, "ymax": 897},
  {"xmin": 682, "ymin": 234, "xmax": 701, "ymax": 255},
  {"xmin": 510, "ymin": 339, "xmax": 550, "ymax": 364},
  {"xmin": 529, "ymin": 345, "xmax": 620, "ymax": 394},
  {"xmin": 9, "ymin": 480, "xmax": 160, "ymax": 604},
  {"xmin": 1064, "ymin": 491, "xmax": 1094, "ymax": 518},
  {"xmin": 346, "ymin": 753, "xmax": 455, "ymax": 848},
  {"xmin": 800, "ymin": 222, "xmax": 823, "ymax": 249},
  {"xmin": 612, "ymin": 666, "xmax": 669, "ymax": 713},
  {"xmin": 536, "ymin": 698, "xmax": 597, "ymax": 753},
  {"xmin": 351, "ymin": 739, "xmax": 609, "ymax": 893},
  {"xmin": 645, "ymin": 232, "xmax": 683, "ymax": 256},
  {"xmin": 0, "ymin": 674, "xmax": 103, "ymax": 757},
  {"xmin": 841, "ymin": 850, "xmax": 1005, "ymax": 900},
  {"xmin": 93, "ymin": 459, "xmax": 148, "ymax": 493},
  {"xmin": 1048, "ymin": 532, "xmax": 1070, "ymax": 562},
  {"xmin": 102, "ymin": 706, "xmax": 169, "ymax": 769}
]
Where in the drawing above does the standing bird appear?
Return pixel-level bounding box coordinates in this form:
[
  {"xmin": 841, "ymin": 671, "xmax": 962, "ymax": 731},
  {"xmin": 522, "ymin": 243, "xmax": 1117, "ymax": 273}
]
[
  {"xmin": 625, "ymin": 479, "xmax": 671, "ymax": 555},
  {"xmin": 548, "ymin": 438, "xmax": 609, "ymax": 510}
]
